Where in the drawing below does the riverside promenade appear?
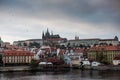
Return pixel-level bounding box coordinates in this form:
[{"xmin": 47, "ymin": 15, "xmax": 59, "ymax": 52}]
[
  {"xmin": 91, "ymin": 65, "xmax": 120, "ymax": 70},
  {"xmin": 0, "ymin": 66, "xmax": 30, "ymax": 72},
  {"xmin": 0, "ymin": 65, "xmax": 70, "ymax": 72},
  {"xmin": 0, "ymin": 65, "xmax": 120, "ymax": 72}
]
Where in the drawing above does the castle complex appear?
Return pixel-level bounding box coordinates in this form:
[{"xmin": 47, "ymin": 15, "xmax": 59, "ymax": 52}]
[{"xmin": 42, "ymin": 29, "xmax": 67, "ymax": 46}]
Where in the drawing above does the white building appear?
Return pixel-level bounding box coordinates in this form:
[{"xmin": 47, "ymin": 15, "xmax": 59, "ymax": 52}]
[
  {"xmin": 13, "ymin": 39, "xmax": 43, "ymax": 47},
  {"xmin": 68, "ymin": 36, "xmax": 119, "ymax": 47},
  {"xmin": 113, "ymin": 55, "xmax": 120, "ymax": 65}
]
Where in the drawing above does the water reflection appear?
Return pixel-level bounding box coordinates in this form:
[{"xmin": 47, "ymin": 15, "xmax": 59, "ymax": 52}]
[{"xmin": 0, "ymin": 70, "xmax": 120, "ymax": 80}]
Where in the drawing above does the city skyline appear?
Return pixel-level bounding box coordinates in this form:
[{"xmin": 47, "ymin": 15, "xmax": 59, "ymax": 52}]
[{"xmin": 0, "ymin": 0, "xmax": 120, "ymax": 43}]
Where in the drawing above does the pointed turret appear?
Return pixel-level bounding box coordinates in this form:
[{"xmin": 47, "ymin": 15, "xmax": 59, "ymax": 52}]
[
  {"xmin": 0, "ymin": 37, "xmax": 3, "ymax": 47},
  {"xmin": 45, "ymin": 28, "xmax": 50, "ymax": 38},
  {"xmin": 42, "ymin": 31, "xmax": 45, "ymax": 40},
  {"xmin": 114, "ymin": 36, "xmax": 119, "ymax": 41}
]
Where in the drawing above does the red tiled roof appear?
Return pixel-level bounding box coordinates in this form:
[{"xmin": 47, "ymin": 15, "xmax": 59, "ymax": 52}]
[
  {"xmin": 89, "ymin": 46, "xmax": 120, "ymax": 51},
  {"xmin": 74, "ymin": 48, "xmax": 84, "ymax": 53},
  {"xmin": 114, "ymin": 55, "xmax": 120, "ymax": 60},
  {"xmin": 3, "ymin": 50, "xmax": 34, "ymax": 56}
]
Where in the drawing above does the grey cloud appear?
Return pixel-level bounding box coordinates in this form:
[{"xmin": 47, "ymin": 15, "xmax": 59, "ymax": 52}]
[
  {"xmin": 0, "ymin": 0, "xmax": 120, "ymax": 42},
  {"xmin": 1, "ymin": 0, "xmax": 120, "ymax": 25}
]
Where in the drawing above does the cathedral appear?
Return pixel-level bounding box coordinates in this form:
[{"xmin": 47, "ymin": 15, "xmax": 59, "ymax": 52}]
[
  {"xmin": 42, "ymin": 29, "xmax": 60, "ymax": 40},
  {"xmin": 42, "ymin": 29, "xmax": 67, "ymax": 46}
]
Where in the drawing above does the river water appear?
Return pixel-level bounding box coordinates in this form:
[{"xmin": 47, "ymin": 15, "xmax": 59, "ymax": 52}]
[{"xmin": 0, "ymin": 70, "xmax": 120, "ymax": 80}]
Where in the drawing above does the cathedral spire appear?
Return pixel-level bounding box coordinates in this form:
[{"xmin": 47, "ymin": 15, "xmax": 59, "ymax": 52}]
[
  {"xmin": 46, "ymin": 28, "xmax": 50, "ymax": 38},
  {"xmin": 47, "ymin": 28, "xmax": 49, "ymax": 33},
  {"xmin": 42, "ymin": 31, "xmax": 45, "ymax": 40},
  {"xmin": 114, "ymin": 36, "xmax": 119, "ymax": 41}
]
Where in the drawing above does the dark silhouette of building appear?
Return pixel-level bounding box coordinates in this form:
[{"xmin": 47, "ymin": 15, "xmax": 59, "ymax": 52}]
[{"xmin": 42, "ymin": 29, "xmax": 67, "ymax": 46}]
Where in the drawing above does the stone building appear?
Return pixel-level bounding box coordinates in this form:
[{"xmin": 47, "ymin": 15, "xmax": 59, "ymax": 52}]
[
  {"xmin": 42, "ymin": 29, "xmax": 67, "ymax": 46},
  {"xmin": 88, "ymin": 46, "xmax": 120, "ymax": 64},
  {"xmin": 68, "ymin": 36, "xmax": 119, "ymax": 47}
]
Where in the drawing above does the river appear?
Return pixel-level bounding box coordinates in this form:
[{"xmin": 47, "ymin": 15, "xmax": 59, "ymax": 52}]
[{"xmin": 0, "ymin": 70, "xmax": 120, "ymax": 80}]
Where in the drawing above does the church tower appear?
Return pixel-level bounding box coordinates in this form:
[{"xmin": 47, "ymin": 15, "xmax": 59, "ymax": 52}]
[
  {"xmin": 45, "ymin": 28, "xmax": 50, "ymax": 38},
  {"xmin": 42, "ymin": 31, "xmax": 45, "ymax": 40},
  {"xmin": 114, "ymin": 36, "xmax": 119, "ymax": 41}
]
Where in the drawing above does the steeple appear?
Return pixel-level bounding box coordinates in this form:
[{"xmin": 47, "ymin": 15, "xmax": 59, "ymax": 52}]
[
  {"xmin": 42, "ymin": 31, "xmax": 45, "ymax": 40},
  {"xmin": 75, "ymin": 35, "xmax": 79, "ymax": 40},
  {"xmin": 46, "ymin": 28, "xmax": 50, "ymax": 38},
  {"xmin": 47, "ymin": 28, "xmax": 49, "ymax": 33},
  {"xmin": 114, "ymin": 36, "xmax": 119, "ymax": 41}
]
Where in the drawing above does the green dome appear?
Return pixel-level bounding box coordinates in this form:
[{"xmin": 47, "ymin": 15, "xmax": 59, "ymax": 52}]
[{"xmin": 0, "ymin": 37, "xmax": 3, "ymax": 47}]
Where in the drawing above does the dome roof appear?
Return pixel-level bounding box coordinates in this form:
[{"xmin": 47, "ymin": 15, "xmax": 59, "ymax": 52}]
[{"xmin": 0, "ymin": 37, "xmax": 3, "ymax": 43}]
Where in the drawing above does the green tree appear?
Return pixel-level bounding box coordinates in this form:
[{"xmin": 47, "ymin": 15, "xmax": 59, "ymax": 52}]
[
  {"xmin": 0, "ymin": 54, "xmax": 3, "ymax": 66},
  {"xmin": 96, "ymin": 52, "xmax": 104, "ymax": 63},
  {"xmin": 0, "ymin": 54, "xmax": 2, "ymax": 61},
  {"xmin": 30, "ymin": 59, "xmax": 38, "ymax": 68},
  {"xmin": 96, "ymin": 50, "xmax": 109, "ymax": 65},
  {"xmin": 23, "ymin": 43, "xmax": 27, "ymax": 46}
]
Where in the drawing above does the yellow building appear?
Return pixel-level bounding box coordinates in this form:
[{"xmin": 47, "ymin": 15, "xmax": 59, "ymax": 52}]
[{"xmin": 88, "ymin": 46, "xmax": 120, "ymax": 64}]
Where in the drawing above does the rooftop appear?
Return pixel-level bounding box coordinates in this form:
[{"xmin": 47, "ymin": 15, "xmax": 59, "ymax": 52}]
[
  {"xmin": 89, "ymin": 46, "xmax": 120, "ymax": 51},
  {"xmin": 3, "ymin": 50, "xmax": 34, "ymax": 56}
]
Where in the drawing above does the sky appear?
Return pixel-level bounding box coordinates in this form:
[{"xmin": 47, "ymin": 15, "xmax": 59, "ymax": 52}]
[{"xmin": 0, "ymin": 0, "xmax": 120, "ymax": 43}]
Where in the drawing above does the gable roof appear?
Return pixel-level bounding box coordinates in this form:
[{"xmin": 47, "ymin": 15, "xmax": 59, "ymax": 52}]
[
  {"xmin": 89, "ymin": 46, "xmax": 120, "ymax": 51},
  {"xmin": 114, "ymin": 55, "xmax": 120, "ymax": 60}
]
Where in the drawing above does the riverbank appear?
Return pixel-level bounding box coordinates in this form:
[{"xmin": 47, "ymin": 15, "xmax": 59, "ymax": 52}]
[
  {"xmin": 0, "ymin": 66, "xmax": 30, "ymax": 72},
  {"xmin": 0, "ymin": 65, "xmax": 70, "ymax": 72},
  {"xmin": 91, "ymin": 65, "xmax": 120, "ymax": 70},
  {"xmin": 0, "ymin": 65, "xmax": 120, "ymax": 72}
]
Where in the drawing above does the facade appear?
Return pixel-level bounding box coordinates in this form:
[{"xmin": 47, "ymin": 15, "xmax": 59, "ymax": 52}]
[
  {"xmin": 68, "ymin": 38, "xmax": 99, "ymax": 47},
  {"xmin": 67, "ymin": 48, "xmax": 85, "ymax": 67},
  {"xmin": 25, "ymin": 39, "xmax": 42, "ymax": 47},
  {"xmin": 13, "ymin": 39, "xmax": 42, "ymax": 48},
  {"xmin": 3, "ymin": 42, "xmax": 11, "ymax": 48},
  {"xmin": 2, "ymin": 50, "xmax": 34, "ymax": 64},
  {"xmin": 68, "ymin": 36, "xmax": 119, "ymax": 47},
  {"xmin": 99, "ymin": 36, "xmax": 119, "ymax": 46},
  {"xmin": 69, "ymin": 54, "xmax": 82, "ymax": 67},
  {"xmin": 13, "ymin": 41, "xmax": 25, "ymax": 47},
  {"xmin": 88, "ymin": 46, "xmax": 120, "ymax": 64}
]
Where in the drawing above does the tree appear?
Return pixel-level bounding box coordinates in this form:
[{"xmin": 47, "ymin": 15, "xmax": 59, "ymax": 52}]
[
  {"xmin": 96, "ymin": 49, "xmax": 109, "ymax": 65},
  {"xmin": 96, "ymin": 52, "xmax": 104, "ymax": 63},
  {"xmin": 101, "ymin": 54, "xmax": 109, "ymax": 64},
  {"xmin": 30, "ymin": 59, "xmax": 38, "ymax": 68},
  {"xmin": 23, "ymin": 43, "xmax": 27, "ymax": 46},
  {"xmin": 109, "ymin": 43, "xmax": 113, "ymax": 46},
  {"xmin": 0, "ymin": 54, "xmax": 2, "ymax": 61},
  {"xmin": 29, "ymin": 43, "xmax": 33, "ymax": 48},
  {"xmin": 67, "ymin": 43, "xmax": 71, "ymax": 48},
  {"xmin": 33, "ymin": 42, "xmax": 40, "ymax": 48},
  {"xmin": 0, "ymin": 54, "xmax": 3, "ymax": 66}
]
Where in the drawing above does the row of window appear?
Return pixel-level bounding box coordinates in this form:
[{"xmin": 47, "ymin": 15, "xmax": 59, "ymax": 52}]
[
  {"xmin": 3, "ymin": 56, "xmax": 33, "ymax": 64},
  {"xmin": 88, "ymin": 51, "xmax": 120, "ymax": 63}
]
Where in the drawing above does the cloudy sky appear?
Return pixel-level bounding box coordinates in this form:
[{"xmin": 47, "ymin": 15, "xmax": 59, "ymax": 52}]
[{"xmin": 0, "ymin": 0, "xmax": 120, "ymax": 43}]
